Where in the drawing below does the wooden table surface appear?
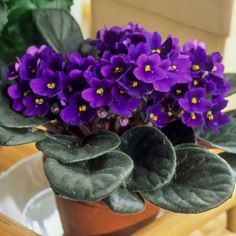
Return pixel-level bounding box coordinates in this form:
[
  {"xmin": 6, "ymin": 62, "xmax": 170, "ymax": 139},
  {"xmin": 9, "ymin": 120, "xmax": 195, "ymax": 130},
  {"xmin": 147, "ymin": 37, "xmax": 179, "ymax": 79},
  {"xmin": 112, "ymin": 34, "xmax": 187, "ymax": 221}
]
[
  {"xmin": 0, "ymin": 144, "xmax": 39, "ymax": 236},
  {"xmin": 0, "ymin": 144, "xmax": 236, "ymax": 236}
]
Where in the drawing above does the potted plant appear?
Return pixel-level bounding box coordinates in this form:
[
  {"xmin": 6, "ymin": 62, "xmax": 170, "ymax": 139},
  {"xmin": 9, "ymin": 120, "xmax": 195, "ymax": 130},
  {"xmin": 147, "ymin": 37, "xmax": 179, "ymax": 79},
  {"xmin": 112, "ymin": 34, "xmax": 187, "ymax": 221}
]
[{"xmin": 0, "ymin": 6, "xmax": 236, "ymax": 236}]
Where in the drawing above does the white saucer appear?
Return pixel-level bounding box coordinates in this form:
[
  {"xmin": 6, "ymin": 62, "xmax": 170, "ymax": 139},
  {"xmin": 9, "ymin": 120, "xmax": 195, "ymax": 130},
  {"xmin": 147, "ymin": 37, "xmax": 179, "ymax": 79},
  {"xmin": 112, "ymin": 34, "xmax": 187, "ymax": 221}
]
[{"xmin": 0, "ymin": 154, "xmax": 63, "ymax": 236}]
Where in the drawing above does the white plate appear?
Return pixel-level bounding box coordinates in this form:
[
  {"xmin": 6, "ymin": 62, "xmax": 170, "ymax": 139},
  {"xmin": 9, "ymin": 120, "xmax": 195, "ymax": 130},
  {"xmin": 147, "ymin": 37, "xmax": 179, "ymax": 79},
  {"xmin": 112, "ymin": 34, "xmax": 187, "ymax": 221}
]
[{"xmin": 0, "ymin": 154, "xmax": 63, "ymax": 236}]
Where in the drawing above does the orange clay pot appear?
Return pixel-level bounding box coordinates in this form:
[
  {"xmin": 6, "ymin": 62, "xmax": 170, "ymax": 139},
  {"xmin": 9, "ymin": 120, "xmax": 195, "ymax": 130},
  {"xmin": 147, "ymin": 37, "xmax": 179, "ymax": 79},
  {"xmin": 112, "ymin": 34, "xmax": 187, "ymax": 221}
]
[{"xmin": 56, "ymin": 196, "xmax": 160, "ymax": 236}]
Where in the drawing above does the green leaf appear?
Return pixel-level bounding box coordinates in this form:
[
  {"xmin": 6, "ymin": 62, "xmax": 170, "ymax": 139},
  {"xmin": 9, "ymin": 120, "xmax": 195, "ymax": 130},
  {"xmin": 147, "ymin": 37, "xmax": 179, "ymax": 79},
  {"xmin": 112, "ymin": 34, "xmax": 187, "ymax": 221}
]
[
  {"xmin": 33, "ymin": 9, "xmax": 84, "ymax": 53},
  {"xmin": 0, "ymin": 126, "xmax": 46, "ymax": 146},
  {"xmin": 37, "ymin": 131, "xmax": 121, "ymax": 163},
  {"xmin": 44, "ymin": 151, "xmax": 134, "ymax": 201},
  {"xmin": 103, "ymin": 188, "xmax": 145, "ymax": 214},
  {"xmin": 0, "ymin": 2, "xmax": 8, "ymax": 35},
  {"xmin": 175, "ymin": 143, "xmax": 206, "ymax": 149},
  {"xmin": 79, "ymin": 39, "xmax": 98, "ymax": 57},
  {"xmin": 0, "ymin": 93, "xmax": 46, "ymax": 128},
  {"xmin": 0, "ymin": 0, "xmax": 73, "ymax": 63},
  {"xmin": 120, "ymin": 126, "xmax": 176, "ymax": 191},
  {"xmin": 142, "ymin": 147, "xmax": 235, "ymax": 213},
  {"xmin": 219, "ymin": 152, "xmax": 236, "ymax": 180},
  {"xmin": 197, "ymin": 118, "xmax": 236, "ymax": 153},
  {"xmin": 162, "ymin": 119, "xmax": 196, "ymax": 145}
]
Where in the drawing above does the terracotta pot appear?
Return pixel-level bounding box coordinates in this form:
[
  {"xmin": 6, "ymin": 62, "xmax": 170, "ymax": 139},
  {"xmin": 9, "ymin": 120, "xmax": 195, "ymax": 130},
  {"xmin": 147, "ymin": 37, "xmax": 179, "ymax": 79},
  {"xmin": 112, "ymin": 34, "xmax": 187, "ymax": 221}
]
[{"xmin": 56, "ymin": 196, "xmax": 160, "ymax": 236}]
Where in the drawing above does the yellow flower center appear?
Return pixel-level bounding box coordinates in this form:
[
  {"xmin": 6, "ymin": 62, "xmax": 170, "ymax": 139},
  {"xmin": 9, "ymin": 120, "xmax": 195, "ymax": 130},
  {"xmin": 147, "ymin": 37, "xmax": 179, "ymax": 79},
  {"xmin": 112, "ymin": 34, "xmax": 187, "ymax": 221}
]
[
  {"xmin": 114, "ymin": 66, "xmax": 123, "ymax": 73},
  {"xmin": 191, "ymin": 97, "xmax": 198, "ymax": 104},
  {"xmin": 144, "ymin": 65, "xmax": 151, "ymax": 72},
  {"xmin": 96, "ymin": 88, "xmax": 104, "ymax": 95},
  {"xmin": 212, "ymin": 65, "xmax": 217, "ymax": 71},
  {"xmin": 68, "ymin": 86, "xmax": 73, "ymax": 92},
  {"xmin": 169, "ymin": 65, "xmax": 177, "ymax": 71},
  {"xmin": 79, "ymin": 105, "xmax": 87, "ymax": 112},
  {"xmin": 35, "ymin": 98, "xmax": 44, "ymax": 105},
  {"xmin": 150, "ymin": 113, "xmax": 158, "ymax": 122},
  {"xmin": 131, "ymin": 81, "xmax": 138, "ymax": 88},
  {"xmin": 193, "ymin": 80, "xmax": 198, "ymax": 86},
  {"xmin": 152, "ymin": 49, "xmax": 161, "ymax": 54},
  {"xmin": 23, "ymin": 90, "xmax": 30, "ymax": 97},
  {"xmin": 47, "ymin": 83, "xmax": 56, "ymax": 89},
  {"xmin": 191, "ymin": 113, "xmax": 197, "ymax": 120},
  {"xmin": 207, "ymin": 111, "xmax": 214, "ymax": 120},
  {"xmin": 176, "ymin": 89, "xmax": 182, "ymax": 95},
  {"xmin": 192, "ymin": 64, "xmax": 200, "ymax": 71},
  {"xmin": 120, "ymin": 89, "xmax": 125, "ymax": 94}
]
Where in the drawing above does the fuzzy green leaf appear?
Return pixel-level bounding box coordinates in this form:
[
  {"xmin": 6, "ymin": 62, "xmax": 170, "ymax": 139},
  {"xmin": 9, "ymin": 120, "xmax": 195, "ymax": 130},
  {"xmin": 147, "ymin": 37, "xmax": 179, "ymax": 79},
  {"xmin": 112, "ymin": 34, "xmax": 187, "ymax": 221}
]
[
  {"xmin": 219, "ymin": 152, "xmax": 236, "ymax": 180},
  {"xmin": 37, "ymin": 131, "xmax": 121, "ymax": 163},
  {"xmin": 44, "ymin": 151, "xmax": 133, "ymax": 201},
  {"xmin": 143, "ymin": 147, "xmax": 235, "ymax": 213},
  {"xmin": 120, "ymin": 126, "xmax": 176, "ymax": 191},
  {"xmin": 33, "ymin": 9, "xmax": 83, "ymax": 53},
  {"xmin": 103, "ymin": 188, "xmax": 145, "ymax": 214},
  {"xmin": 197, "ymin": 118, "xmax": 236, "ymax": 153},
  {"xmin": 0, "ymin": 126, "xmax": 46, "ymax": 146}
]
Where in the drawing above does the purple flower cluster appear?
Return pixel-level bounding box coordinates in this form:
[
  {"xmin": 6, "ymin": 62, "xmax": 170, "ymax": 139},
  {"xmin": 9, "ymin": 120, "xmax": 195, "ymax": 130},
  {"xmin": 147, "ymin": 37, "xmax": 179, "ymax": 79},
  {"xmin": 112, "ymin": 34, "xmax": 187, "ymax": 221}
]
[{"xmin": 6, "ymin": 23, "xmax": 231, "ymax": 132}]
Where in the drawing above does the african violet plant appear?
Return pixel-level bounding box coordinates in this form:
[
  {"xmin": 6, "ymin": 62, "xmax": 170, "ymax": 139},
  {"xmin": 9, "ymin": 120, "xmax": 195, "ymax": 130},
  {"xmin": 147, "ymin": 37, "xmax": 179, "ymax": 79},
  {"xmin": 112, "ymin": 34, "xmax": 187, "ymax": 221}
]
[{"xmin": 1, "ymin": 8, "xmax": 236, "ymax": 214}]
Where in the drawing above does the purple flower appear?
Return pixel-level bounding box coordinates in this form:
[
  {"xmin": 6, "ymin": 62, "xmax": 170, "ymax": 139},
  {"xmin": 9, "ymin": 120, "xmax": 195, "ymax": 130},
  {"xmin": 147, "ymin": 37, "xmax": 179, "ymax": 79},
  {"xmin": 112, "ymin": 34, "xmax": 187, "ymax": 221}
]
[
  {"xmin": 128, "ymin": 42, "xmax": 148, "ymax": 61},
  {"xmin": 181, "ymin": 111, "xmax": 204, "ymax": 128},
  {"xmin": 118, "ymin": 69, "xmax": 153, "ymax": 98},
  {"xmin": 134, "ymin": 53, "xmax": 169, "ymax": 83},
  {"xmin": 30, "ymin": 69, "xmax": 64, "ymax": 98},
  {"xmin": 205, "ymin": 74, "xmax": 232, "ymax": 96},
  {"xmin": 101, "ymin": 54, "xmax": 130, "ymax": 80},
  {"xmin": 204, "ymin": 98, "xmax": 229, "ymax": 132},
  {"xmin": 168, "ymin": 54, "xmax": 192, "ymax": 83},
  {"xmin": 7, "ymin": 81, "xmax": 31, "ymax": 112},
  {"xmin": 146, "ymin": 32, "xmax": 162, "ymax": 54},
  {"xmin": 188, "ymin": 47, "xmax": 213, "ymax": 73},
  {"xmin": 183, "ymin": 40, "xmax": 206, "ymax": 53},
  {"xmin": 178, "ymin": 88, "xmax": 211, "ymax": 113},
  {"xmin": 23, "ymin": 95, "xmax": 49, "ymax": 117},
  {"xmin": 109, "ymin": 86, "xmax": 140, "ymax": 116},
  {"xmin": 82, "ymin": 78, "xmax": 112, "ymax": 107},
  {"xmin": 6, "ymin": 62, "xmax": 20, "ymax": 80},
  {"xmin": 60, "ymin": 92, "xmax": 96, "ymax": 126},
  {"xmin": 19, "ymin": 54, "xmax": 38, "ymax": 80},
  {"xmin": 59, "ymin": 69, "xmax": 88, "ymax": 103},
  {"xmin": 146, "ymin": 103, "xmax": 169, "ymax": 127}
]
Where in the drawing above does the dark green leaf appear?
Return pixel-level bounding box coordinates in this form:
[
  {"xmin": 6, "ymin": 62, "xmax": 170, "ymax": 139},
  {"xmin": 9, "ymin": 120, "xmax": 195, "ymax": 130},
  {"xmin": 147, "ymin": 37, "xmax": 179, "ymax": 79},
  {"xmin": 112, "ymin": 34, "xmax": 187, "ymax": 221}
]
[
  {"xmin": 162, "ymin": 119, "xmax": 196, "ymax": 145},
  {"xmin": 0, "ymin": 2, "xmax": 8, "ymax": 35},
  {"xmin": 44, "ymin": 151, "xmax": 134, "ymax": 201},
  {"xmin": 0, "ymin": 126, "xmax": 46, "ymax": 146},
  {"xmin": 0, "ymin": 93, "xmax": 46, "ymax": 128},
  {"xmin": 103, "ymin": 188, "xmax": 145, "ymax": 214},
  {"xmin": 79, "ymin": 39, "xmax": 98, "ymax": 57},
  {"xmin": 197, "ymin": 118, "xmax": 236, "ymax": 153},
  {"xmin": 34, "ymin": 9, "xmax": 83, "ymax": 53},
  {"xmin": 143, "ymin": 147, "xmax": 235, "ymax": 213},
  {"xmin": 219, "ymin": 152, "xmax": 236, "ymax": 180},
  {"xmin": 175, "ymin": 143, "xmax": 206, "ymax": 149},
  {"xmin": 37, "ymin": 131, "xmax": 121, "ymax": 163},
  {"xmin": 120, "ymin": 126, "xmax": 176, "ymax": 191}
]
